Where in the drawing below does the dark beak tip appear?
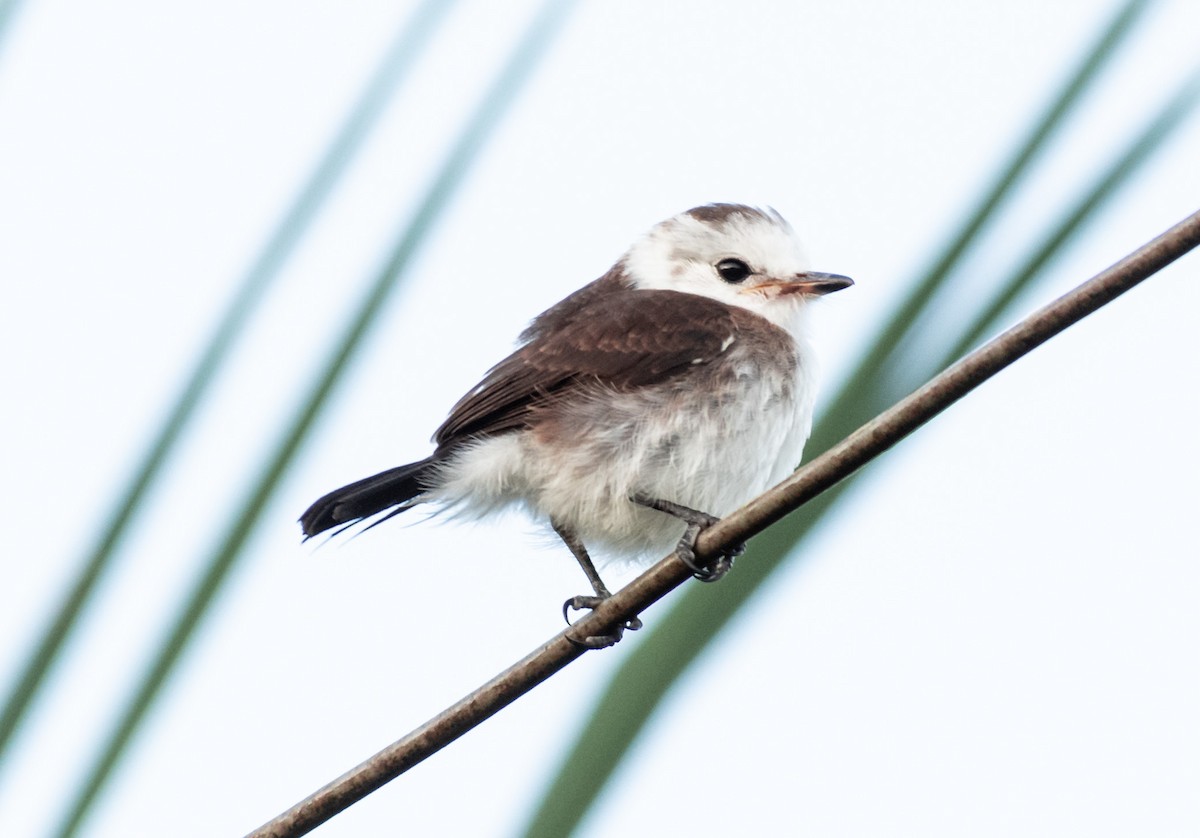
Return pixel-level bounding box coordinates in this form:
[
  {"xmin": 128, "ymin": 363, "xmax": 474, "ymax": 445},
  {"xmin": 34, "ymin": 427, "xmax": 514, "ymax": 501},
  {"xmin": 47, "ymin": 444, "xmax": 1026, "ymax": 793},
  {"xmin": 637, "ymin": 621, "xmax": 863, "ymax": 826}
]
[{"xmin": 800, "ymin": 272, "xmax": 854, "ymax": 295}]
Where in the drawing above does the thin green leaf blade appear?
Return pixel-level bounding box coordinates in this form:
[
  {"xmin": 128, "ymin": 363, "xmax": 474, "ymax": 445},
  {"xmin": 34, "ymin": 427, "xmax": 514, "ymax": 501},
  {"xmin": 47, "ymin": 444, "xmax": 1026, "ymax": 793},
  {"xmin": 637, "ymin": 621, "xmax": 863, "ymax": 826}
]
[
  {"xmin": 516, "ymin": 4, "xmax": 1173, "ymax": 835},
  {"xmin": 937, "ymin": 67, "xmax": 1200, "ymax": 370},
  {"xmin": 0, "ymin": 0, "xmax": 460, "ymax": 766},
  {"xmin": 819, "ymin": 0, "xmax": 1153, "ymax": 452},
  {"xmin": 49, "ymin": 3, "xmax": 577, "ymax": 836},
  {"xmin": 0, "ymin": 0, "xmax": 26, "ymax": 58}
]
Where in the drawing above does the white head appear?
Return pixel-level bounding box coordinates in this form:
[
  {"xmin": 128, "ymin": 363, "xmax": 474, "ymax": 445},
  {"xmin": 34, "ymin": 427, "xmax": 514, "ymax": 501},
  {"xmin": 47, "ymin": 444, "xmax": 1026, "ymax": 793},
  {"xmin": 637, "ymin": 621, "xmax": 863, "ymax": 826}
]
[{"xmin": 623, "ymin": 204, "xmax": 852, "ymax": 332}]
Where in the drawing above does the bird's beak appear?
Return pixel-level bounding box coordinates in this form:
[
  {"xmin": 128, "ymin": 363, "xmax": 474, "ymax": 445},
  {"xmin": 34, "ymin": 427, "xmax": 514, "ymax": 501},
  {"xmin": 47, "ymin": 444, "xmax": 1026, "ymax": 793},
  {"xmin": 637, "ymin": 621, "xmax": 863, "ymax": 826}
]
[{"xmin": 771, "ymin": 271, "xmax": 854, "ymax": 297}]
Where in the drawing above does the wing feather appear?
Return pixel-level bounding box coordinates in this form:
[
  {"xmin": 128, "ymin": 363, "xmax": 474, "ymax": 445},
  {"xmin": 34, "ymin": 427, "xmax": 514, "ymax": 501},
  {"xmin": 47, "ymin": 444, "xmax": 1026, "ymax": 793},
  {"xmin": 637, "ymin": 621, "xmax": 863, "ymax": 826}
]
[{"xmin": 433, "ymin": 289, "xmax": 740, "ymax": 447}]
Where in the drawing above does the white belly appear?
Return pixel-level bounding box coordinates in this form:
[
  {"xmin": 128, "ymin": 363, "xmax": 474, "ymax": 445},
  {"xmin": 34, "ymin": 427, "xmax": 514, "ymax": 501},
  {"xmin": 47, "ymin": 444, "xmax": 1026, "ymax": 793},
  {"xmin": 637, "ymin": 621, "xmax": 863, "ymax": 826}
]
[{"xmin": 428, "ymin": 341, "xmax": 817, "ymax": 566}]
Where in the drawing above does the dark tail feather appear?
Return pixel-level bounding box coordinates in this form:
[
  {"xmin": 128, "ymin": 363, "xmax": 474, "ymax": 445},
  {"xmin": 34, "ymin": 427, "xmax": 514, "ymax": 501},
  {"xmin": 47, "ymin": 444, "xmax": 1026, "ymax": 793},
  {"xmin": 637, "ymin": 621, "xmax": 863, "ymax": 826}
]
[{"xmin": 300, "ymin": 457, "xmax": 437, "ymax": 539}]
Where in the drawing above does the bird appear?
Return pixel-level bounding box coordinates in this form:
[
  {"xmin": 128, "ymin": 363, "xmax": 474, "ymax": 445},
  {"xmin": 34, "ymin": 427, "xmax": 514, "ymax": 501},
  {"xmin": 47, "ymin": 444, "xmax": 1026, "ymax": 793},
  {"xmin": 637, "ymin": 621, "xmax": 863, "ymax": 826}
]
[{"xmin": 301, "ymin": 203, "xmax": 852, "ymax": 646}]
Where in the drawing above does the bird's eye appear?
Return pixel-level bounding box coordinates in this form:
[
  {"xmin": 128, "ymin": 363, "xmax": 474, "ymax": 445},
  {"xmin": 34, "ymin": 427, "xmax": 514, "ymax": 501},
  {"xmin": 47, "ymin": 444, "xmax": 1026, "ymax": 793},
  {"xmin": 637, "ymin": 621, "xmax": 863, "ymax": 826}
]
[{"xmin": 715, "ymin": 258, "xmax": 752, "ymax": 284}]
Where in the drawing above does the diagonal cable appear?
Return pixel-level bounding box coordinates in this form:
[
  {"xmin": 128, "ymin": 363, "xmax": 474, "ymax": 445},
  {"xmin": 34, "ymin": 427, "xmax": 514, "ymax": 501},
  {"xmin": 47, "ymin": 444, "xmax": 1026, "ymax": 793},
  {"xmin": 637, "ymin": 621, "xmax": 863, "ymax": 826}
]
[
  {"xmin": 249, "ymin": 206, "xmax": 1200, "ymax": 838},
  {"xmin": 518, "ymin": 3, "xmax": 1180, "ymax": 832},
  {"xmin": 524, "ymin": 90, "xmax": 1198, "ymax": 838}
]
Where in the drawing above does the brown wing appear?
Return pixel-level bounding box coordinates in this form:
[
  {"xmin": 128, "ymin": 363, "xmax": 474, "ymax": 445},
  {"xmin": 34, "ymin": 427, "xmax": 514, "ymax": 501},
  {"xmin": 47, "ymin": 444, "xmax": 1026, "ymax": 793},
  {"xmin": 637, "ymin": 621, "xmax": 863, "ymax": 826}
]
[{"xmin": 433, "ymin": 288, "xmax": 741, "ymax": 447}]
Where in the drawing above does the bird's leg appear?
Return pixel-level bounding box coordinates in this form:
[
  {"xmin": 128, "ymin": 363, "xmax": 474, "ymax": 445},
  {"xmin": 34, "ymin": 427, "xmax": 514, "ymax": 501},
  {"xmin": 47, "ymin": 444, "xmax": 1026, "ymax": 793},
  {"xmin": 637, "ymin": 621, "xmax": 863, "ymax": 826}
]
[
  {"xmin": 629, "ymin": 494, "xmax": 745, "ymax": 582},
  {"xmin": 553, "ymin": 520, "xmax": 642, "ymax": 649}
]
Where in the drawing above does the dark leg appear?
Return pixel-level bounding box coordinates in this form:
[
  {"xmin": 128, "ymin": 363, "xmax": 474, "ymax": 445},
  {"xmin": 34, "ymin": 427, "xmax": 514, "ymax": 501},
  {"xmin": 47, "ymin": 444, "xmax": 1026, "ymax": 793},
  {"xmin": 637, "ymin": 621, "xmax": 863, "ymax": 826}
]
[
  {"xmin": 629, "ymin": 494, "xmax": 745, "ymax": 582},
  {"xmin": 553, "ymin": 520, "xmax": 642, "ymax": 649}
]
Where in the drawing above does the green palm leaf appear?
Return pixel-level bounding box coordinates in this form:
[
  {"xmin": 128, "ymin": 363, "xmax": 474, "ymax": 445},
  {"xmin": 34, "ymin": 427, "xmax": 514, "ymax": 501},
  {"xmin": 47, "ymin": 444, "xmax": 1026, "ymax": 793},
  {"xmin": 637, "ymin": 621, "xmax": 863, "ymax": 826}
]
[
  {"xmin": 517, "ymin": 2, "xmax": 1197, "ymax": 835},
  {"xmin": 48, "ymin": 2, "xmax": 577, "ymax": 835},
  {"xmin": 0, "ymin": 0, "xmax": 460, "ymax": 765}
]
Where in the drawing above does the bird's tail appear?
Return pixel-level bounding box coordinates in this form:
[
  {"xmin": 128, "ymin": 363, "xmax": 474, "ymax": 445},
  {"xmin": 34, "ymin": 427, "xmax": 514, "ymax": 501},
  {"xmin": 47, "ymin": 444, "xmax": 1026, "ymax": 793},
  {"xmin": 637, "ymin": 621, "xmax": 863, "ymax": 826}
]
[{"xmin": 300, "ymin": 457, "xmax": 437, "ymax": 539}]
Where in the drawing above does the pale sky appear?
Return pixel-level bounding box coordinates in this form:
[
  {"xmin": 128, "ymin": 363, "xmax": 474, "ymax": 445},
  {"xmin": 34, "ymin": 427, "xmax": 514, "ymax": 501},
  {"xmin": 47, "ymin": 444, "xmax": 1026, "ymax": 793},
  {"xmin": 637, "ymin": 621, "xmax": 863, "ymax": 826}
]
[{"xmin": 1, "ymin": 1, "xmax": 1197, "ymax": 836}]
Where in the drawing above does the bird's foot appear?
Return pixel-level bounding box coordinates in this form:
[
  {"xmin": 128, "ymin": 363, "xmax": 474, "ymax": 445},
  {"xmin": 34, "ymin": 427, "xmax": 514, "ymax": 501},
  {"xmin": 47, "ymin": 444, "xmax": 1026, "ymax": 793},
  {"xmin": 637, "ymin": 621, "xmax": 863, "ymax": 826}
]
[
  {"xmin": 675, "ymin": 520, "xmax": 735, "ymax": 582},
  {"xmin": 562, "ymin": 595, "xmax": 643, "ymax": 649},
  {"xmin": 630, "ymin": 494, "xmax": 746, "ymax": 582}
]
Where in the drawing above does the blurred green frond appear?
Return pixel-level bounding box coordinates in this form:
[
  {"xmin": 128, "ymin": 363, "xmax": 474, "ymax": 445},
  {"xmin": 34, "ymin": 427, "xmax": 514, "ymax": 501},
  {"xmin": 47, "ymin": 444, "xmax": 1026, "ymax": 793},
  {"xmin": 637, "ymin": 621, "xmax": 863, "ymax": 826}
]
[
  {"xmin": 49, "ymin": 2, "xmax": 577, "ymax": 836},
  {"xmin": 0, "ymin": 0, "xmax": 26, "ymax": 57},
  {"xmin": 820, "ymin": 0, "xmax": 1153, "ymax": 433},
  {"xmin": 940, "ymin": 68, "xmax": 1200, "ymax": 369},
  {"xmin": 0, "ymin": 0, "xmax": 459, "ymax": 768},
  {"xmin": 517, "ymin": 2, "xmax": 1198, "ymax": 835}
]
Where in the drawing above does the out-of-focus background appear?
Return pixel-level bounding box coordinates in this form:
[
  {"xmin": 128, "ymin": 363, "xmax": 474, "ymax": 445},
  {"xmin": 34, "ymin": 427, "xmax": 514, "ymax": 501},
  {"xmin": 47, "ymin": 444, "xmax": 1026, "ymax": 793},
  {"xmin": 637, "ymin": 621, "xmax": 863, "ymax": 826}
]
[{"xmin": 1, "ymin": 1, "xmax": 1197, "ymax": 835}]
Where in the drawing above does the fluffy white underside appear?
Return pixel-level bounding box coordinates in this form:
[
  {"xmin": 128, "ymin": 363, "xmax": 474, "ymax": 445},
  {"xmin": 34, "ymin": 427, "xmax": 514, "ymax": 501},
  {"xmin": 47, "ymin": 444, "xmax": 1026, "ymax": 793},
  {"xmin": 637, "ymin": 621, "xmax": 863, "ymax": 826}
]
[{"xmin": 426, "ymin": 335, "xmax": 817, "ymax": 567}]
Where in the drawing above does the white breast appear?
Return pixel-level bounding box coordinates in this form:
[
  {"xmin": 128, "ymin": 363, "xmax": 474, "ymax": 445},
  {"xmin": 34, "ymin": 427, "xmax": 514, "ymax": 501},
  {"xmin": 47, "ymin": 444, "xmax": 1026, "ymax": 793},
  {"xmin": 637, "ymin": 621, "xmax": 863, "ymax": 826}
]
[{"xmin": 428, "ymin": 331, "xmax": 817, "ymax": 567}]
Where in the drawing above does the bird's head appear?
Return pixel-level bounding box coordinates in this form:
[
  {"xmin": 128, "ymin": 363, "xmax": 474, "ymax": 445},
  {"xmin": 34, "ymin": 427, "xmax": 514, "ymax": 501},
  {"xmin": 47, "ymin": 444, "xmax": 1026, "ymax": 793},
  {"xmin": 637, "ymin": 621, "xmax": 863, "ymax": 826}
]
[{"xmin": 623, "ymin": 203, "xmax": 852, "ymax": 331}]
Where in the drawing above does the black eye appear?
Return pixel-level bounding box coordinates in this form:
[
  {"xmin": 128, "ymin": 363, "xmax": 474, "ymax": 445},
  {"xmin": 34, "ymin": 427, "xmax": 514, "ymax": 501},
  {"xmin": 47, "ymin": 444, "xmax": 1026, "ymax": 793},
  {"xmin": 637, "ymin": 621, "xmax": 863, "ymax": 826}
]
[{"xmin": 715, "ymin": 258, "xmax": 752, "ymax": 284}]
